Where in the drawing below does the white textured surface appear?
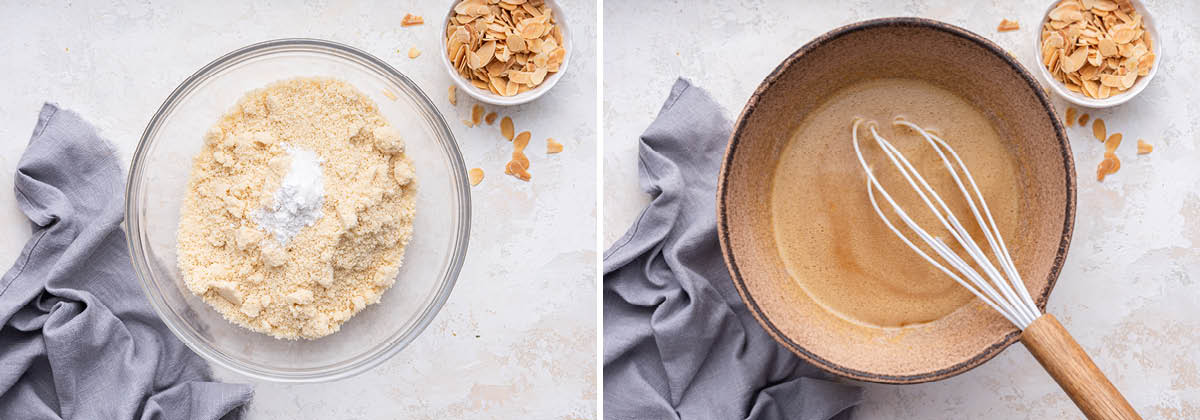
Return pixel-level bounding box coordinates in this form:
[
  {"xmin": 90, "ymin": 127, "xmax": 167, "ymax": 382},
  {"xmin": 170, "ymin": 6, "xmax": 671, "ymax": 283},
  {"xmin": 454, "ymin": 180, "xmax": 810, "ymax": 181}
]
[
  {"xmin": 604, "ymin": 0, "xmax": 1199, "ymax": 418},
  {"xmin": 0, "ymin": 1, "xmax": 596, "ymax": 418}
]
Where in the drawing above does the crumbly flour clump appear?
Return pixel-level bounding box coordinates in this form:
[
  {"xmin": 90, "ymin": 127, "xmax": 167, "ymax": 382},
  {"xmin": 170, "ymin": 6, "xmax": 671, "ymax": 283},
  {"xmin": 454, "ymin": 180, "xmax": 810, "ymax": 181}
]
[{"xmin": 177, "ymin": 77, "xmax": 417, "ymax": 340}]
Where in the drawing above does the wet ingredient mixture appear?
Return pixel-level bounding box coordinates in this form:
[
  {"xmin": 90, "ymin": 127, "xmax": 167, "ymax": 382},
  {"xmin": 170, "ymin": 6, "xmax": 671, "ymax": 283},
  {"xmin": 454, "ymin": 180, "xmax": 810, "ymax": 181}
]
[
  {"xmin": 177, "ymin": 77, "xmax": 417, "ymax": 340},
  {"xmin": 770, "ymin": 78, "xmax": 1026, "ymax": 328}
]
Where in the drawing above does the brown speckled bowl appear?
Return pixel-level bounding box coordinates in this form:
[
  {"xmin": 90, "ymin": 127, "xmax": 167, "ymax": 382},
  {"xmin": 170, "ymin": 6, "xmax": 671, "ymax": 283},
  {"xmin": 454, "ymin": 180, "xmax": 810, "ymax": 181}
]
[{"xmin": 717, "ymin": 18, "xmax": 1076, "ymax": 383}]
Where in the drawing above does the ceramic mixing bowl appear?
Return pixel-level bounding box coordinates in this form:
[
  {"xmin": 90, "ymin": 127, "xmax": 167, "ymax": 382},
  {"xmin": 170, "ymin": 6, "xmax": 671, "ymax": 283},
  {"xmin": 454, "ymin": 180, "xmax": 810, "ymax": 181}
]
[{"xmin": 718, "ymin": 18, "xmax": 1076, "ymax": 383}]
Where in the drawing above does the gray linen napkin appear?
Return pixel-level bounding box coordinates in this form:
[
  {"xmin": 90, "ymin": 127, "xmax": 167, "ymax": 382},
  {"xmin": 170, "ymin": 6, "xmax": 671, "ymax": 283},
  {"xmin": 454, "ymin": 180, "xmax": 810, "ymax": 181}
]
[
  {"xmin": 603, "ymin": 79, "xmax": 862, "ymax": 420},
  {"xmin": 0, "ymin": 104, "xmax": 253, "ymax": 419}
]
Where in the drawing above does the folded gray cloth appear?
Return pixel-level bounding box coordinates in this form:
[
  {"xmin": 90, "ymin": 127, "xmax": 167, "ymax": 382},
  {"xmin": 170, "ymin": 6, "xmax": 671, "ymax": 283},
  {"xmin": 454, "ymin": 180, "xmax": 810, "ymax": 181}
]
[
  {"xmin": 603, "ymin": 79, "xmax": 862, "ymax": 420},
  {"xmin": 0, "ymin": 104, "xmax": 253, "ymax": 419}
]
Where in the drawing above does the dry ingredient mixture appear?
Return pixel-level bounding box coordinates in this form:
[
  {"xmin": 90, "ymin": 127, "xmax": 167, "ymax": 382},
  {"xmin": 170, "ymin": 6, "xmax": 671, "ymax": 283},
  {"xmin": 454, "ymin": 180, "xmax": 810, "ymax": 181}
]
[{"xmin": 177, "ymin": 77, "xmax": 417, "ymax": 340}]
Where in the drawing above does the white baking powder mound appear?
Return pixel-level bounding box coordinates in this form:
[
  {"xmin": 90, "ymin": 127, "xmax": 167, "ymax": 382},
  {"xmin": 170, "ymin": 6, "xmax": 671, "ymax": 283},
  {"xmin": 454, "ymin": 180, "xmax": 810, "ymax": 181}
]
[{"xmin": 253, "ymin": 145, "xmax": 324, "ymax": 244}]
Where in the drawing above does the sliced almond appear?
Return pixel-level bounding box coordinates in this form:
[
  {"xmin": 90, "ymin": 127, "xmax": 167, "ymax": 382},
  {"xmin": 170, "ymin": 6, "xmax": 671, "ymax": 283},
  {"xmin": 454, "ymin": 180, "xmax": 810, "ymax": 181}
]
[
  {"xmin": 1062, "ymin": 47, "xmax": 1089, "ymax": 73},
  {"xmin": 1082, "ymin": 78, "xmax": 1100, "ymax": 98},
  {"xmin": 1093, "ymin": 118, "xmax": 1107, "ymax": 142},
  {"xmin": 407, "ymin": 47, "xmax": 421, "ymax": 59},
  {"xmin": 511, "ymin": 151, "xmax": 529, "ymax": 168},
  {"xmin": 1105, "ymin": 132, "xmax": 1122, "ymax": 152},
  {"xmin": 485, "ymin": 112, "xmax": 498, "ymax": 125},
  {"xmin": 401, "ymin": 13, "xmax": 424, "ymax": 27},
  {"xmin": 1065, "ymin": 107, "xmax": 1077, "ymax": 127},
  {"xmin": 1098, "ymin": 38, "xmax": 1118, "ymax": 57},
  {"xmin": 1120, "ymin": 69, "xmax": 1137, "ymax": 89},
  {"xmin": 1079, "ymin": 113, "xmax": 1091, "ymax": 125},
  {"xmin": 468, "ymin": 168, "xmax": 484, "ymax": 186},
  {"xmin": 1050, "ymin": 3, "xmax": 1082, "ymax": 21},
  {"xmin": 471, "ymin": 104, "xmax": 485, "ymax": 126},
  {"xmin": 546, "ymin": 138, "xmax": 563, "ymax": 154},
  {"xmin": 514, "ymin": 131, "xmax": 531, "ymax": 151},
  {"xmin": 997, "ymin": 19, "xmax": 1020, "ymax": 32},
  {"xmin": 1136, "ymin": 139, "xmax": 1152, "ymax": 154},
  {"xmin": 505, "ymin": 160, "xmax": 531, "ymax": 181},
  {"xmin": 1096, "ymin": 154, "xmax": 1120, "ymax": 181},
  {"xmin": 1093, "ymin": 0, "xmax": 1119, "ymax": 12},
  {"xmin": 500, "ymin": 116, "xmax": 514, "ymax": 141},
  {"xmin": 1100, "ymin": 73, "xmax": 1124, "ymax": 87},
  {"xmin": 508, "ymin": 35, "xmax": 526, "ymax": 53}
]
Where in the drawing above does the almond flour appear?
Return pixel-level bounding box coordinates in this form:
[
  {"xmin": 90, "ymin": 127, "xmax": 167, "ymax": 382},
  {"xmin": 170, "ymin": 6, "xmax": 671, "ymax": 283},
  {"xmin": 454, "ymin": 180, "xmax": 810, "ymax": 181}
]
[{"xmin": 177, "ymin": 77, "xmax": 417, "ymax": 340}]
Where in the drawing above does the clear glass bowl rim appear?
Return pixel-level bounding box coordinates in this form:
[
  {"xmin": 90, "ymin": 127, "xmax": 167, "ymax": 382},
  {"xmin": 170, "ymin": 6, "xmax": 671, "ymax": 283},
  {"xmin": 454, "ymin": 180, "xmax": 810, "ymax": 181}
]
[{"xmin": 124, "ymin": 38, "xmax": 470, "ymax": 382}]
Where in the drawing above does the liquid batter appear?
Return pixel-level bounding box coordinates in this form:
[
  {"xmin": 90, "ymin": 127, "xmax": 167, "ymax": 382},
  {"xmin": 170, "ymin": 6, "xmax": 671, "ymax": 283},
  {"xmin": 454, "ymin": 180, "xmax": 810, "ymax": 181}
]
[{"xmin": 771, "ymin": 78, "xmax": 1024, "ymax": 328}]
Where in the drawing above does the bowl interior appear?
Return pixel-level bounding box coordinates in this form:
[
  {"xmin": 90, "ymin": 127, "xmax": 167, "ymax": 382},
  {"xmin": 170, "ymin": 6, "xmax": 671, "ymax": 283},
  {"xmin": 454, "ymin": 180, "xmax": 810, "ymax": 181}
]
[
  {"xmin": 127, "ymin": 39, "xmax": 469, "ymax": 382},
  {"xmin": 1033, "ymin": 0, "xmax": 1163, "ymax": 108},
  {"xmin": 438, "ymin": 0, "xmax": 572, "ymax": 106},
  {"xmin": 719, "ymin": 19, "xmax": 1075, "ymax": 383}
]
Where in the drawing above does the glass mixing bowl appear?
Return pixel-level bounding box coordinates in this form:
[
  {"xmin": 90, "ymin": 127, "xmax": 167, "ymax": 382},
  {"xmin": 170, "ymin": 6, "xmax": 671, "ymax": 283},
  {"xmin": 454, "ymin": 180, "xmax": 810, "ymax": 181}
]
[{"xmin": 125, "ymin": 39, "xmax": 470, "ymax": 382}]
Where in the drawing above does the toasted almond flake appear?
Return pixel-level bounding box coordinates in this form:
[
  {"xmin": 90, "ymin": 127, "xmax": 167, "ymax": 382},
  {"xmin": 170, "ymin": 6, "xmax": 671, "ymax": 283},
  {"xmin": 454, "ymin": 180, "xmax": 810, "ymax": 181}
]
[
  {"xmin": 505, "ymin": 160, "xmax": 531, "ymax": 181},
  {"xmin": 471, "ymin": 104, "xmax": 485, "ymax": 126},
  {"xmin": 511, "ymin": 151, "xmax": 529, "ymax": 168},
  {"xmin": 462, "ymin": 119, "xmax": 474, "ymax": 127},
  {"xmin": 997, "ymin": 19, "xmax": 1020, "ymax": 32},
  {"xmin": 1065, "ymin": 107, "xmax": 1077, "ymax": 126},
  {"xmin": 1098, "ymin": 38, "xmax": 1118, "ymax": 57},
  {"xmin": 448, "ymin": 85, "xmax": 458, "ymax": 106},
  {"xmin": 485, "ymin": 112, "xmax": 498, "ymax": 125},
  {"xmin": 500, "ymin": 116, "xmax": 514, "ymax": 141},
  {"xmin": 382, "ymin": 89, "xmax": 398, "ymax": 101},
  {"xmin": 514, "ymin": 131, "xmax": 530, "ymax": 151},
  {"xmin": 546, "ymin": 138, "xmax": 563, "ymax": 154},
  {"xmin": 1093, "ymin": 0, "xmax": 1118, "ymax": 12},
  {"xmin": 407, "ymin": 47, "xmax": 421, "ymax": 59},
  {"xmin": 1105, "ymin": 132, "xmax": 1123, "ymax": 152},
  {"xmin": 1062, "ymin": 47, "xmax": 1089, "ymax": 73},
  {"xmin": 1093, "ymin": 118, "xmax": 1106, "ymax": 142},
  {"xmin": 1137, "ymin": 139, "xmax": 1152, "ymax": 154},
  {"xmin": 1100, "ymin": 73, "xmax": 1123, "ymax": 87},
  {"xmin": 1079, "ymin": 113, "xmax": 1091, "ymax": 125},
  {"xmin": 468, "ymin": 168, "xmax": 484, "ymax": 186},
  {"xmin": 402, "ymin": 13, "xmax": 424, "ymax": 27},
  {"xmin": 1096, "ymin": 155, "xmax": 1119, "ymax": 181}
]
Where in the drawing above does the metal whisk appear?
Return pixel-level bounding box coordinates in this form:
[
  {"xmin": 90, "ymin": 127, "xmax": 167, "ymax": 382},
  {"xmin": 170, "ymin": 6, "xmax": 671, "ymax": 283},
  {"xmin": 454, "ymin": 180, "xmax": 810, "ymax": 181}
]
[{"xmin": 850, "ymin": 117, "xmax": 1140, "ymax": 420}]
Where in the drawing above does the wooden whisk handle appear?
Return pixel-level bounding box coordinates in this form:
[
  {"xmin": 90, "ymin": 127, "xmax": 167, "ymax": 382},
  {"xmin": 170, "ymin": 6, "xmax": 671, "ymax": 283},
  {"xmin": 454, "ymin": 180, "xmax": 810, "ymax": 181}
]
[{"xmin": 1020, "ymin": 313, "xmax": 1141, "ymax": 420}]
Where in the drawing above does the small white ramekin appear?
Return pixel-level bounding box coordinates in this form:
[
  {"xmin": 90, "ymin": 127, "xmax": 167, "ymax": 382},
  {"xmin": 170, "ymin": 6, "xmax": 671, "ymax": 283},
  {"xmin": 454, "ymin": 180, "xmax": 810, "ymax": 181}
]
[
  {"xmin": 1033, "ymin": 0, "xmax": 1163, "ymax": 108},
  {"xmin": 438, "ymin": 0, "xmax": 573, "ymax": 106}
]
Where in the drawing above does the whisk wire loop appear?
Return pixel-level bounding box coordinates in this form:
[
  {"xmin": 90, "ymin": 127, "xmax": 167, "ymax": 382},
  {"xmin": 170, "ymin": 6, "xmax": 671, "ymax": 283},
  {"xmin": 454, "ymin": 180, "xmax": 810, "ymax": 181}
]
[
  {"xmin": 849, "ymin": 118, "xmax": 1041, "ymax": 329},
  {"xmin": 869, "ymin": 124, "xmax": 1038, "ymax": 326},
  {"xmin": 893, "ymin": 120, "xmax": 1041, "ymax": 317}
]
